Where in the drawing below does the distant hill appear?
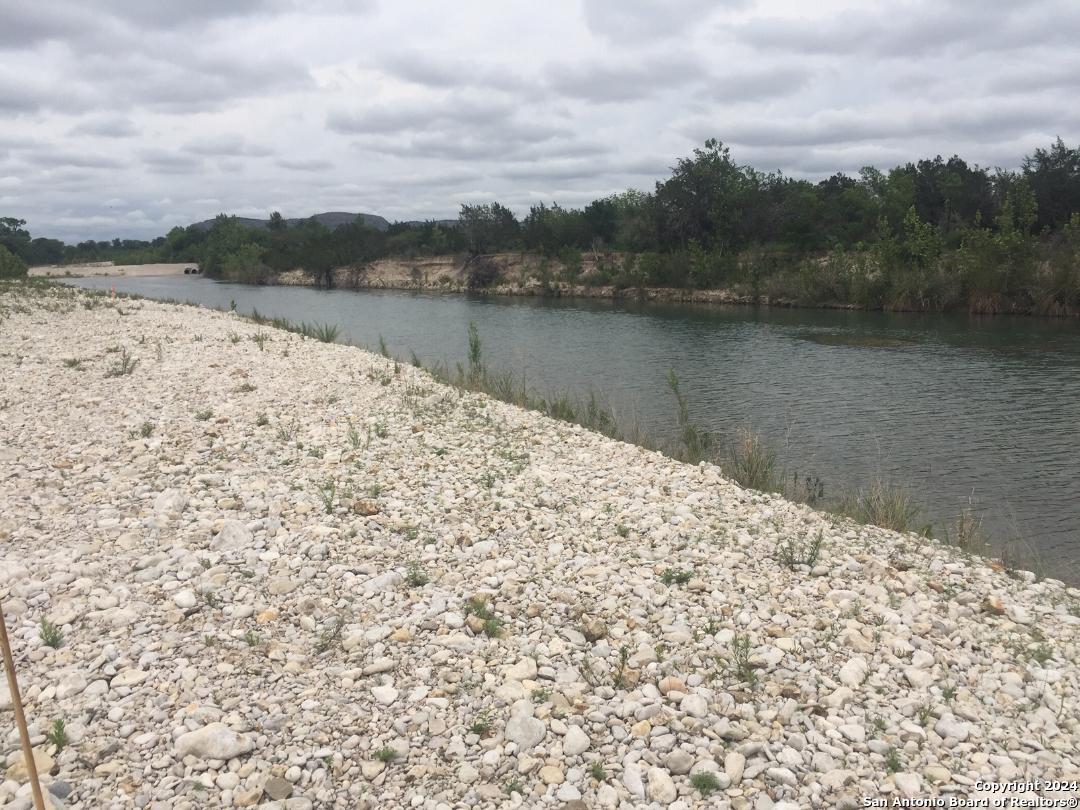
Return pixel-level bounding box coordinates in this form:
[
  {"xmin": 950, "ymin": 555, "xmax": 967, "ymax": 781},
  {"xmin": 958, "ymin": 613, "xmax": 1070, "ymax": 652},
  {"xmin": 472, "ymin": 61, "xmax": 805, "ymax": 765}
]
[{"xmin": 191, "ymin": 212, "xmax": 392, "ymax": 232}]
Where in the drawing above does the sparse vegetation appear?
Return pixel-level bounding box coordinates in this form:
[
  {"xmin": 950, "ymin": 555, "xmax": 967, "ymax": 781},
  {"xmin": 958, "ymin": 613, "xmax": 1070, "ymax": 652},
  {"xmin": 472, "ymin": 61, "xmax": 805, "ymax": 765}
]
[
  {"xmin": 777, "ymin": 528, "xmax": 824, "ymax": 569},
  {"xmin": 314, "ymin": 617, "xmax": 343, "ymax": 654},
  {"xmin": 405, "ymin": 560, "xmax": 429, "ymax": 587},
  {"xmin": 374, "ymin": 746, "xmax": 396, "ymax": 763},
  {"xmin": 104, "ymin": 347, "xmax": 138, "ymax": 377},
  {"xmin": 691, "ymin": 771, "xmax": 721, "ymax": 796},
  {"xmin": 316, "ymin": 478, "xmax": 338, "ymax": 513},
  {"xmin": 46, "ymin": 718, "xmax": 69, "ymax": 753},
  {"xmin": 464, "ymin": 597, "xmax": 503, "ymax": 637},
  {"xmin": 469, "ymin": 709, "xmax": 495, "ymax": 736},
  {"xmin": 668, "ymin": 370, "xmax": 713, "ymax": 463},
  {"xmin": 346, "ymin": 421, "xmax": 362, "ymax": 449},
  {"xmin": 659, "ymin": 568, "xmax": 693, "ymax": 586},
  {"xmin": 884, "ymin": 747, "xmax": 903, "ymax": 773},
  {"xmin": 39, "ymin": 618, "xmax": 63, "ymax": 648},
  {"xmin": 841, "ymin": 479, "xmax": 920, "ymax": 532},
  {"xmin": 726, "ymin": 428, "xmax": 779, "ymax": 491},
  {"xmin": 194, "ymin": 408, "xmax": 213, "ymax": 421},
  {"xmin": 727, "ymin": 633, "xmax": 756, "ymax": 685},
  {"xmin": 304, "ymin": 322, "xmax": 340, "ymax": 343}
]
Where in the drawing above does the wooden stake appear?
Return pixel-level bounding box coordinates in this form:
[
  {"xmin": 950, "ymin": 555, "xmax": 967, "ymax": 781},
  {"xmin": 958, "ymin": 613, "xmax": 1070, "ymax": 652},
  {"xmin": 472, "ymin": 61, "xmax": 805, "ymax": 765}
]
[{"xmin": 0, "ymin": 600, "xmax": 46, "ymax": 810}]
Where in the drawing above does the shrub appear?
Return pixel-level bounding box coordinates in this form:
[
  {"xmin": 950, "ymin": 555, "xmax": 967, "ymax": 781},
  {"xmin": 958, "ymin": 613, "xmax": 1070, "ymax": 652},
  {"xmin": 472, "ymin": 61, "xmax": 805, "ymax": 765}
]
[
  {"xmin": 0, "ymin": 245, "xmax": 27, "ymax": 279},
  {"xmin": 467, "ymin": 256, "xmax": 500, "ymax": 289}
]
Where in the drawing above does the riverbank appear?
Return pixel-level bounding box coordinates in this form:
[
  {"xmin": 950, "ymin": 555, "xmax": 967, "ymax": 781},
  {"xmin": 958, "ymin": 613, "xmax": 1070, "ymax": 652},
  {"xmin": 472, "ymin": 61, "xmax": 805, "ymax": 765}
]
[
  {"xmin": 1, "ymin": 281, "xmax": 1078, "ymax": 808},
  {"xmin": 28, "ymin": 262, "xmax": 196, "ymax": 278},
  {"xmin": 270, "ymin": 256, "xmax": 851, "ymax": 310},
  {"xmin": 269, "ymin": 251, "xmax": 1079, "ymax": 316}
]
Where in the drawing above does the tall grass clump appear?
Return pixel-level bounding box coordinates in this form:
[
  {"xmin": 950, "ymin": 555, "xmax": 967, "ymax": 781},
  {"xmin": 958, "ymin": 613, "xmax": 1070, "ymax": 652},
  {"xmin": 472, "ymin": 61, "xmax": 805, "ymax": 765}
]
[
  {"xmin": 945, "ymin": 498, "xmax": 988, "ymax": 554},
  {"xmin": 841, "ymin": 479, "xmax": 920, "ymax": 532},
  {"xmin": 667, "ymin": 370, "xmax": 713, "ymax": 463},
  {"xmin": 725, "ymin": 428, "xmax": 780, "ymax": 491},
  {"xmin": 467, "ymin": 321, "xmax": 484, "ymax": 387},
  {"xmin": 307, "ymin": 322, "xmax": 340, "ymax": 343}
]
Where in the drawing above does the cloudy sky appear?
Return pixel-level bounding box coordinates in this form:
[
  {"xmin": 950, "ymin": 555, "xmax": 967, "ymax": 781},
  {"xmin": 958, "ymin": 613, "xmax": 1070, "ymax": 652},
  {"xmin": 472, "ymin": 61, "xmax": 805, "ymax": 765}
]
[{"xmin": 2, "ymin": 0, "xmax": 1079, "ymax": 242}]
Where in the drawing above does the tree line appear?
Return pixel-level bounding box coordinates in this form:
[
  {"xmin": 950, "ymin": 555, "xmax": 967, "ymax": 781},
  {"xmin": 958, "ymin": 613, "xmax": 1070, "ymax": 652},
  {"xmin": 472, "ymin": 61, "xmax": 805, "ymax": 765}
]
[{"xmin": 3, "ymin": 138, "xmax": 1079, "ymax": 312}]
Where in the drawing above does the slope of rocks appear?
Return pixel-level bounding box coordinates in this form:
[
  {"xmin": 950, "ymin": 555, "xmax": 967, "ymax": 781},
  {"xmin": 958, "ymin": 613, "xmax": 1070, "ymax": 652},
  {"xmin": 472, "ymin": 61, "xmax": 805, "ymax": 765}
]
[{"xmin": 0, "ymin": 284, "xmax": 1077, "ymax": 809}]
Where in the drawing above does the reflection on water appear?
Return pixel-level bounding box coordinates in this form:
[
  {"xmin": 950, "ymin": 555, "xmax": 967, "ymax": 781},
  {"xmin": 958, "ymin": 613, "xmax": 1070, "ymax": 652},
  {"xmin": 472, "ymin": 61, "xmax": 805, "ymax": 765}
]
[{"xmin": 67, "ymin": 275, "xmax": 1080, "ymax": 574}]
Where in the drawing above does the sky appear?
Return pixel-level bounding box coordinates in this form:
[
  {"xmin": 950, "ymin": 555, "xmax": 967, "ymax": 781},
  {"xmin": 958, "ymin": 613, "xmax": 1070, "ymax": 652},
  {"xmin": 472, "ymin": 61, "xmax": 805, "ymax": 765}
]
[{"xmin": 2, "ymin": 0, "xmax": 1079, "ymax": 242}]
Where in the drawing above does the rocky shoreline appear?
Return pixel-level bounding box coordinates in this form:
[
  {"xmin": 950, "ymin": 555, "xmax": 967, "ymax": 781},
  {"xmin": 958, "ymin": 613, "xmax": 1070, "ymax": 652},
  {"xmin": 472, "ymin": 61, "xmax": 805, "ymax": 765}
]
[
  {"xmin": 270, "ymin": 265, "xmax": 851, "ymax": 310},
  {"xmin": 0, "ymin": 282, "xmax": 1077, "ymax": 809}
]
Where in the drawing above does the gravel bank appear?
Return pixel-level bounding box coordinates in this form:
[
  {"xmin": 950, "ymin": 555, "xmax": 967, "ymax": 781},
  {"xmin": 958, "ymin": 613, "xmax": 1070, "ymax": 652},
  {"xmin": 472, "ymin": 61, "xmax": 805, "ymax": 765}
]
[
  {"xmin": 1, "ymin": 284, "xmax": 1078, "ymax": 809},
  {"xmin": 28, "ymin": 264, "xmax": 195, "ymax": 279}
]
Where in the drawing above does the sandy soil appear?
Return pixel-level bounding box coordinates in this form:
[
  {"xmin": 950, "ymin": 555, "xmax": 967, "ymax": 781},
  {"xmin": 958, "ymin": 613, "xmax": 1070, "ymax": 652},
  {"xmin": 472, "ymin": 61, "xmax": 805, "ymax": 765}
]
[{"xmin": 28, "ymin": 262, "xmax": 198, "ymax": 278}]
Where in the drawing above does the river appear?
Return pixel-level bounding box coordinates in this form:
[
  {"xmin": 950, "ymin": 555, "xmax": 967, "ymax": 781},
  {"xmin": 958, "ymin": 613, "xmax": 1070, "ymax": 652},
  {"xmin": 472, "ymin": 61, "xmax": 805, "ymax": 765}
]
[{"xmin": 67, "ymin": 275, "xmax": 1080, "ymax": 577}]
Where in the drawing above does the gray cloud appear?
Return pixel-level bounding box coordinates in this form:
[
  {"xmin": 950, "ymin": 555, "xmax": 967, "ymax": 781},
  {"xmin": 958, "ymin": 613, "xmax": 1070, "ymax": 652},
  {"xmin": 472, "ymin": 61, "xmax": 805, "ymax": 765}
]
[
  {"xmin": 582, "ymin": 0, "xmax": 747, "ymax": 40},
  {"xmin": 276, "ymin": 158, "xmax": 333, "ymax": 171},
  {"xmin": 380, "ymin": 53, "xmax": 533, "ymax": 93},
  {"xmin": 737, "ymin": 0, "xmax": 1080, "ymax": 58},
  {"xmin": 0, "ymin": 3, "xmax": 94, "ymax": 49},
  {"xmin": 689, "ymin": 99, "xmax": 1079, "ymax": 150},
  {"xmin": 991, "ymin": 61, "xmax": 1080, "ymax": 94},
  {"xmin": 328, "ymin": 96, "xmax": 516, "ymax": 135},
  {"xmin": 3, "ymin": 0, "xmax": 1077, "ymax": 240},
  {"xmin": 140, "ymin": 149, "xmax": 204, "ymax": 174},
  {"xmin": 69, "ymin": 116, "xmax": 140, "ymax": 138},
  {"xmin": 184, "ymin": 135, "xmax": 274, "ymax": 157},
  {"xmin": 545, "ymin": 54, "xmax": 706, "ymax": 103},
  {"xmin": 21, "ymin": 148, "xmax": 126, "ymax": 170},
  {"xmin": 699, "ymin": 65, "xmax": 811, "ymax": 103}
]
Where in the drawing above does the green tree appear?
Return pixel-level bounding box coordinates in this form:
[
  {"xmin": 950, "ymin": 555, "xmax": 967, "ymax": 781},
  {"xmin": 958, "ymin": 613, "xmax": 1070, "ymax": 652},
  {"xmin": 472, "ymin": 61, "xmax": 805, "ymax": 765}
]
[
  {"xmin": 221, "ymin": 243, "xmax": 268, "ymax": 283},
  {"xmin": 0, "ymin": 217, "xmax": 31, "ymax": 261},
  {"xmin": 201, "ymin": 215, "xmax": 256, "ymax": 277},
  {"xmin": 655, "ymin": 139, "xmax": 751, "ymax": 254},
  {"xmin": 459, "ymin": 203, "xmax": 520, "ymax": 254},
  {"xmin": 0, "ymin": 244, "xmax": 27, "ymax": 278},
  {"xmin": 1023, "ymin": 137, "xmax": 1080, "ymax": 232}
]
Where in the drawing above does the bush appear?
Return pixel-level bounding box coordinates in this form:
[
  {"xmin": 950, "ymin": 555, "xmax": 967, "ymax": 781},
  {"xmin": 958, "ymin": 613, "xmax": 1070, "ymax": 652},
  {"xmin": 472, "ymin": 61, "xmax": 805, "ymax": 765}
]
[
  {"xmin": 0, "ymin": 245, "xmax": 27, "ymax": 278},
  {"xmin": 467, "ymin": 256, "xmax": 500, "ymax": 289},
  {"xmin": 219, "ymin": 242, "xmax": 272, "ymax": 284}
]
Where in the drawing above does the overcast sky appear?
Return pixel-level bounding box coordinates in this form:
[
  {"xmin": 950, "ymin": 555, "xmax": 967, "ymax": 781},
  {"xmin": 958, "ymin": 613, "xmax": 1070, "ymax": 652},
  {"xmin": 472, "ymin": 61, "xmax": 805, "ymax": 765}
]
[{"xmin": 2, "ymin": 0, "xmax": 1079, "ymax": 242}]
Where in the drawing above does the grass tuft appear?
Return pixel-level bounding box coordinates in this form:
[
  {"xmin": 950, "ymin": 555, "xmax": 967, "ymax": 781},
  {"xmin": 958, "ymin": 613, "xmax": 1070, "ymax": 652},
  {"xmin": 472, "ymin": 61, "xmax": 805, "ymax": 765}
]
[
  {"xmin": 39, "ymin": 618, "xmax": 63, "ymax": 648},
  {"xmin": 46, "ymin": 719, "xmax": 69, "ymax": 753},
  {"xmin": 725, "ymin": 428, "xmax": 779, "ymax": 491},
  {"xmin": 104, "ymin": 347, "xmax": 138, "ymax": 377},
  {"xmin": 690, "ymin": 771, "xmax": 721, "ymax": 796},
  {"xmin": 841, "ymin": 479, "xmax": 920, "ymax": 532}
]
